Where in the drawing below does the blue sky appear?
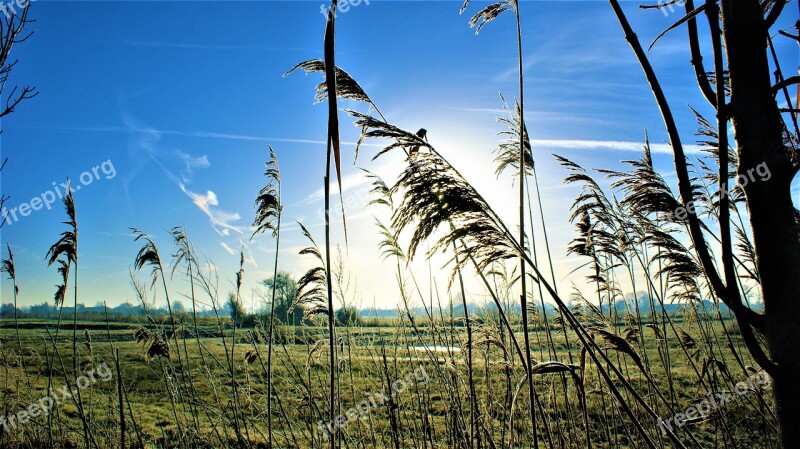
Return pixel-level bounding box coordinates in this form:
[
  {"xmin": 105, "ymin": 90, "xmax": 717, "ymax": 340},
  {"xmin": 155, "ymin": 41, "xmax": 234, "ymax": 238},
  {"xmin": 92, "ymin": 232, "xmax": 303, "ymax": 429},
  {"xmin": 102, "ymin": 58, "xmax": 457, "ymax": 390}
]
[{"xmin": 0, "ymin": 1, "xmax": 797, "ymax": 311}]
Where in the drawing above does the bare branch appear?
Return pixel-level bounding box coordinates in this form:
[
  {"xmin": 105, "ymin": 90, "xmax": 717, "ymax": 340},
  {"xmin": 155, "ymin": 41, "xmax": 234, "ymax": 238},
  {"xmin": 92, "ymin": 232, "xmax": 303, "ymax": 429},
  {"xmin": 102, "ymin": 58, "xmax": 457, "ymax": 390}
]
[
  {"xmin": 685, "ymin": 0, "xmax": 718, "ymax": 107},
  {"xmin": 0, "ymin": 3, "xmax": 36, "ymax": 121}
]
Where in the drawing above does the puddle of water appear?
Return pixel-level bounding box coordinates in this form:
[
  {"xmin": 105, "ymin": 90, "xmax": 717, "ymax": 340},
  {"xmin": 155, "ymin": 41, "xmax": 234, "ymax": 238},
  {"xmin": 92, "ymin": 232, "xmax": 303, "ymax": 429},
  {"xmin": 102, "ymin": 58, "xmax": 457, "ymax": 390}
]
[{"xmin": 411, "ymin": 345, "xmax": 461, "ymax": 353}]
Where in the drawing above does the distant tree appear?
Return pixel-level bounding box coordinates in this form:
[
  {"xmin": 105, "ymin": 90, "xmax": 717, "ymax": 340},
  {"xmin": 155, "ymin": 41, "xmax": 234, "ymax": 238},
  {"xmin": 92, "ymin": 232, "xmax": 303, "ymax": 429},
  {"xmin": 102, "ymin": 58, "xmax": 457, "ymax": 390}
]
[
  {"xmin": 29, "ymin": 302, "xmax": 54, "ymax": 317},
  {"xmin": 172, "ymin": 300, "xmax": 185, "ymax": 313},
  {"xmin": 0, "ymin": 303, "xmax": 18, "ymax": 318},
  {"xmin": 227, "ymin": 292, "xmax": 246, "ymax": 325},
  {"xmin": 262, "ymin": 272, "xmax": 303, "ymax": 325},
  {"xmin": 335, "ymin": 306, "xmax": 361, "ymax": 326}
]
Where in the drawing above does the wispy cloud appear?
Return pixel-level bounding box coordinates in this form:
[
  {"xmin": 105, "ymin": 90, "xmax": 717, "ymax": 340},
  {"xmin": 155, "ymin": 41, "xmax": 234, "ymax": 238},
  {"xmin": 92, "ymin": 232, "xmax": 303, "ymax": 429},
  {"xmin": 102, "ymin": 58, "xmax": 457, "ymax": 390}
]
[
  {"xmin": 493, "ymin": 17, "xmax": 635, "ymax": 83},
  {"xmin": 116, "ymin": 40, "xmax": 315, "ymax": 53},
  {"xmin": 121, "ymin": 116, "xmax": 267, "ymax": 273},
  {"xmin": 123, "ymin": 114, "xmax": 245, "ymax": 237},
  {"xmin": 218, "ymin": 241, "xmax": 256, "ymax": 269},
  {"xmin": 32, "ymin": 124, "xmax": 382, "ymax": 148},
  {"xmin": 175, "ymin": 149, "xmax": 210, "ymax": 183},
  {"xmin": 532, "ymin": 139, "xmax": 703, "ymax": 155},
  {"xmin": 220, "ymin": 241, "xmax": 237, "ymax": 256},
  {"xmin": 453, "ymin": 106, "xmax": 614, "ymax": 127},
  {"xmin": 237, "ymin": 238, "xmax": 259, "ymax": 268},
  {"xmin": 183, "ymin": 188, "xmax": 244, "ymax": 237},
  {"xmin": 298, "ymin": 171, "xmax": 373, "ymax": 206}
]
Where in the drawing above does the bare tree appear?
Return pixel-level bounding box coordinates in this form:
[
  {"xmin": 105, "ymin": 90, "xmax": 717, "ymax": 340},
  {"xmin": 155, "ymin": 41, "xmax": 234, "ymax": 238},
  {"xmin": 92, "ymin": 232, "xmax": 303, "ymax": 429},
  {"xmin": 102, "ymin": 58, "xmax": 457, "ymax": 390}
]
[
  {"xmin": 610, "ymin": 0, "xmax": 799, "ymax": 446},
  {"xmin": 0, "ymin": 2, "xmax": 37, "ymax": 227},
  {"xmin": 0, "ymin": 3, "xmax": 36, "ymax": 120}
]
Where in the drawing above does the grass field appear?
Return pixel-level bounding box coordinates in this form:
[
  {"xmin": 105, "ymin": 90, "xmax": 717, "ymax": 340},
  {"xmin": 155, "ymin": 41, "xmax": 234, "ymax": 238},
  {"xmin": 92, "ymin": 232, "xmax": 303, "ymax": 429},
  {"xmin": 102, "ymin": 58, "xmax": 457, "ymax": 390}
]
[{"xmin": 0, "ymin": 314, "xmax": 777, "ymax": 449}]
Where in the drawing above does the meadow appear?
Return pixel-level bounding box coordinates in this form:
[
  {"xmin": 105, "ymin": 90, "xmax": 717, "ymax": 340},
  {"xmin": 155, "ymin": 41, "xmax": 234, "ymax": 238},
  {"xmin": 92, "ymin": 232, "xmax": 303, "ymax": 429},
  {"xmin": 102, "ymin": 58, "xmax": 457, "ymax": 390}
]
[{"xmin": 0, "ymin": 312, "xmax": 775, "ymax": 449}]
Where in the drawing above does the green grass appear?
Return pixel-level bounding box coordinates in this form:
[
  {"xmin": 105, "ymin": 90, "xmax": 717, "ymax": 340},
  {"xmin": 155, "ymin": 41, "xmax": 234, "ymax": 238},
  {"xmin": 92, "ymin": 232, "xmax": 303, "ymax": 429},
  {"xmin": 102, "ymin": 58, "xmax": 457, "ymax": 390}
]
[{"xmin": 0, "ymin": 317, "xmax": 775, "ymax": 449}]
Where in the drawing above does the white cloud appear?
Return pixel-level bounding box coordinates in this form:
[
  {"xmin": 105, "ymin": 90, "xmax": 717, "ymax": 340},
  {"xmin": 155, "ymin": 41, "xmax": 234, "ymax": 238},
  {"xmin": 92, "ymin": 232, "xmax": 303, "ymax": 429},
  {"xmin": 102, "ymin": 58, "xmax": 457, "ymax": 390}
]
[
  {"xmin": 532, "ymin": 139, "xmax": 703, "ymax": 155},
  {"xmin": 299, "ymin": 171, "xmax": 373, "ymax": 206},
  {"xmin": 175, "ymin": 149, "xmax": 211, "ymax": 183},
  {"xmin": 237, "ymin": 238, "xmax": 259, "ymax": 268},
  {"xmin": 178, "ymin": 186, "xmax": 243, "ymax": 236},
  {"xmin": 39, "ymin": 123, "xmax": 384, "ymax": 148},
  {"xmin": 220, "ymin": 241, "xmax": 237, "ymax": 256},
  {"xmin": 123, "ymin": 115, "xmax": 245, "ymax": 236}
]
